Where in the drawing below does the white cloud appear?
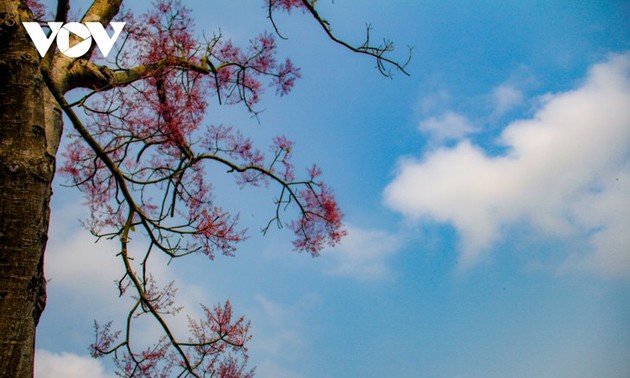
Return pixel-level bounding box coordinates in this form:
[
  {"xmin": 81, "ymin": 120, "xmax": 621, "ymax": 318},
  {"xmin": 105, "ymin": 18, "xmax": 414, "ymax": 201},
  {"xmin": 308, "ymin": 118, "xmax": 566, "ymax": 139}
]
[
  {"xmin": 255, "ymin": 361, "xmax": 307, "ymax": 378},
  {"xmin": 43, "ymin": 200, "xmax": 218, "ymax": 349},
  {"xmin": 418, "ymin": 89, "xmax": 451, "ymax": 113},
  {"xmin": 419, "ymin": 111, "xmax": 477, "ymax": 143},
  {"xmin": 46, "ymin": 227, "xmax": 122, "ymax": 299},
  {"xmin": 321, "ymin": 225, "xmax": 403, "ymax": 281},
  {"xmin": 35, "ymin": 350, "xmax": 114, "ymax": 378},
  {"xmin": 491, "ymin": 83, "xmax": 524, "ymax": 116},
  {"xmin": 249, "ymin": 294, "xmax": 317, "ymax": 377},
  {"xmin": 384, "ymin": 53, "xmax": 630, "ymax": 276},
  {"xmin": 43, "ymin": 203, "xmax": 132, "ymax": 327}
]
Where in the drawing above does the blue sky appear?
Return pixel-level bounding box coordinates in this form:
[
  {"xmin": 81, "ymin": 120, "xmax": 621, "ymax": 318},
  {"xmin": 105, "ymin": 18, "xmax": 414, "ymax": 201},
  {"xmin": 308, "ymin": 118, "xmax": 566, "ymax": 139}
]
[{"xmin": 33, "ymin": 1, "xmax": 630, "ymax": 377}]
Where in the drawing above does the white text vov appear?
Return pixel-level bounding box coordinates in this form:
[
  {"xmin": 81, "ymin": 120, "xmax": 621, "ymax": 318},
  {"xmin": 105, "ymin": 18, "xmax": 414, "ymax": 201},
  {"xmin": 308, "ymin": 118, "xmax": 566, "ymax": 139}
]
[{"xmin": 22, "ymin": 22, "xmax": 125, "ymax": 58}]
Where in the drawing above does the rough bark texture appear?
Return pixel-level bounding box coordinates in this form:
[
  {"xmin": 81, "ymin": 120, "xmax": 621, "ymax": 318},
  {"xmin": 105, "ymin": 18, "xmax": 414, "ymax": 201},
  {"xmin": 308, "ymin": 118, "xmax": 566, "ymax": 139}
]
[
  {"xmin": 0, "ymin": 1, "xmax": 58, "ymax": 377},
  {"xmin": 0, "ymin": 0, "xmax": 123, "ymax": 375}
]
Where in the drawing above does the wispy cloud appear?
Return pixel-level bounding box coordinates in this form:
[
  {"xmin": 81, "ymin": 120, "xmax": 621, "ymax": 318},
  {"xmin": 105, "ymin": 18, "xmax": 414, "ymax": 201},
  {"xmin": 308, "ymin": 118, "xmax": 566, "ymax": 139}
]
[
  {"xmin": 255, "ymin": 361, "xmax": 307, "ymax": 378},
  {"xmin": 35, "ymin": 350, "xmax": 114, "ymax": 378},
  {"xmin": 491, "ymin": 83, "xmax": 524, "ymax": 117},
  {"xmin": 384, "ymin": 53, "xmax": 630, "ymax": 277},
  {"xmin": 321, "ymin": 225, "xmax": 403, "ymax": 281},
  {"xmin": 43, "ymin": 201, "xmax": 218, "ymax": 348},
  {"xmin": 250, "ymin": 294, "xmax": 318, "ymax": 378},
  {"xmin": 488, "ymin": 67, "xmax": 536, "ymax": 118},
  {"xmin": 253, "ymin": 295, "xmax": 308, "ymax": 355},
  {"xmin": 418, "ymin": 89, "xmax": 451, "ymax": 113},
  {"xmin": 419, "ymin": 111, "xmax": 477, "ymax": 144}
]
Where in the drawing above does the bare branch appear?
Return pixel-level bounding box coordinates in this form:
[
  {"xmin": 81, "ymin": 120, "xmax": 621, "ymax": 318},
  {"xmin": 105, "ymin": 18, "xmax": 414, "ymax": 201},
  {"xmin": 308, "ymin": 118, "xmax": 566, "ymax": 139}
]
[{"xmin": 299, "ymin": 0, "xmax": 411, "ymax": 77}]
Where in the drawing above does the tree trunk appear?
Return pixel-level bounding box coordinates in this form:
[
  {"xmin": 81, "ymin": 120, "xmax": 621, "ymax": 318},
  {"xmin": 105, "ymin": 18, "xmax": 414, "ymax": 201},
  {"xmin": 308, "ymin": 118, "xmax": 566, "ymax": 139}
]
[{"xmin": 0, "ymin": 1, "xmax": 58, "ymax": 377}]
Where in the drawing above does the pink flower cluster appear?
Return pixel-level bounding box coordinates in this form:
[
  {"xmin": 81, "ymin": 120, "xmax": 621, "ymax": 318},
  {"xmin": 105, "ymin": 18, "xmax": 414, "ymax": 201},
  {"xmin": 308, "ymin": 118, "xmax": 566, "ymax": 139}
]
[
  {"xmin": 211, "ymin": 32, "xmax": 301, "ymax": 106},
  {"xmin": 91, "ymin": 300, "xmax": 253, "ymax": 377},
  {"xmin": 25, "ymin": 0, "xmax": 46, "ymax": 19},
  {"xmin": 290, "ymin": 166, "xmax": 346, "ymax": 255},
  {"xmin": 269, "ymin": 0, "xmax": 307, "ymax": 13}
]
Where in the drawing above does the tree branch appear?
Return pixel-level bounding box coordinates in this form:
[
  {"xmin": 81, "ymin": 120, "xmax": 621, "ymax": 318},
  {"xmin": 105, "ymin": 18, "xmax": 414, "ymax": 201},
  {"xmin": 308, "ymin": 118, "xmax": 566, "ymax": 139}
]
[
  {"xmin": 55, "ymin": 0, "xmax": 70, "ymax": 22},
  {"xmin": 80, "ymin": 0, "xmax": 123, "ymax": 26},
  {"xmin": 80, "ymin": 0, "xmax": 123, "ymax": 61},
  {"xmin": 64, "ymin": 57, "xmax": 211, "ymax": 92},
  {"xmin": 299, "ymin": 0, "xmax": 411, "ymax": 77},
  {"xmin": 118, "ymin": 216, "xmax": 199, "ymax": 377}
]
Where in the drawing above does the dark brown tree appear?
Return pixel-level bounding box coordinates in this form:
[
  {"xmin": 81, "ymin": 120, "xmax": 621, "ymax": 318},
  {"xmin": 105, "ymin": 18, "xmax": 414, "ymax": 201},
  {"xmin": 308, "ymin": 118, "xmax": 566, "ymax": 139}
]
[{"xmin": 0, "ymin": 0, "xmax": 408, "ymax": 376}]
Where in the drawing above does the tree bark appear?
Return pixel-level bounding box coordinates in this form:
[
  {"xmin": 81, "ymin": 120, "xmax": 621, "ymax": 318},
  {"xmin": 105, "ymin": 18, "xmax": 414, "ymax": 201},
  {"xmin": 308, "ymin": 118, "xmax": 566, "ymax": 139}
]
[
  {"xmin": 0, "ymin": 1, "xmax": 59, "ymax": 377},
  {"xmin": 0, "ymin": 0, "xmax": 122, "ymax": 375}
]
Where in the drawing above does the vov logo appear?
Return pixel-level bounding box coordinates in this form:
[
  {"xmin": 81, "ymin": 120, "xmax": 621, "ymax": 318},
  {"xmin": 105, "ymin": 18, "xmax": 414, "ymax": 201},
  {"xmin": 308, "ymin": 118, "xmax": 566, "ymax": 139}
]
[{"xmin": 22, "ymin": 22, "xmax": 125, "ymax": 58}]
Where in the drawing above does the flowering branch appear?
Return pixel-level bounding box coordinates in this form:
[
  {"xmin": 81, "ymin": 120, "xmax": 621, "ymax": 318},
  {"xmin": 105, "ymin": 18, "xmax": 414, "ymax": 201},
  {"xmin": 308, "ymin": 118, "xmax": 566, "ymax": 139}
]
[{"xmin": 31, "ymin": 0, "xmax": 409, "ymax": 374}]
